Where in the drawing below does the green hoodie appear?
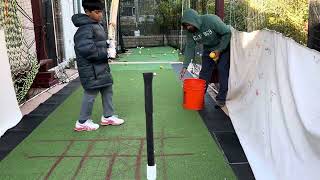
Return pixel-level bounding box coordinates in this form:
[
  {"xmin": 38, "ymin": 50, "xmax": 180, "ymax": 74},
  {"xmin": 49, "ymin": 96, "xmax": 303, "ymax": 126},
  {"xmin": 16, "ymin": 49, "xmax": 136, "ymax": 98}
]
[{"xmin": 181, "ymin": 9, "xmax": 231, "ymax": 68}]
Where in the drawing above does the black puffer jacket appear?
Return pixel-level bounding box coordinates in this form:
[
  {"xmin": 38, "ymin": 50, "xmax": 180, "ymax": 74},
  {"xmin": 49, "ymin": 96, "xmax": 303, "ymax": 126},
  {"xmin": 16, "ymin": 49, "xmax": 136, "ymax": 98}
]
[{"xmin": 72, "ymin": 14, "xmax": 112, "ymax": 90}]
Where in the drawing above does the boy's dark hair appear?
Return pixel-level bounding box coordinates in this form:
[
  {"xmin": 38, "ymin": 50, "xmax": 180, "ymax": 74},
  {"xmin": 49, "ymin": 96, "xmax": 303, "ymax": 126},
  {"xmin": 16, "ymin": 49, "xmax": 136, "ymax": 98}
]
[{"xmin": 82, "ymin": 0, "xmax": 104, "ymax": 12}]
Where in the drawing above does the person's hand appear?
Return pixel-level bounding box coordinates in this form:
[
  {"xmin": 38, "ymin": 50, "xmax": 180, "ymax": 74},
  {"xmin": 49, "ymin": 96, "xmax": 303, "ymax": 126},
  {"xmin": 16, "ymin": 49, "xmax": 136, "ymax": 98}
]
[
  {"xmin": 209, "ymin": 50, "xmax": 221, "ymax": 63},
  {"xmin": 180, "ymin": 67, "xmax": 187, "ymax": 80},
  {"xmin": 213, "ymin": 50, "xmax": 221, "ymax": 59}
]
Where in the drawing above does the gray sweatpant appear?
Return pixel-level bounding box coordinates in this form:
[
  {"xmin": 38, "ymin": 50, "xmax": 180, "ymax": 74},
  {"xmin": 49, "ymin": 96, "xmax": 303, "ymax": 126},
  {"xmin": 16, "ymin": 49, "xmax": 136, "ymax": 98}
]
[{"xmin": 79, "ymin": 86, "xmax": 114, "ymax": 121}]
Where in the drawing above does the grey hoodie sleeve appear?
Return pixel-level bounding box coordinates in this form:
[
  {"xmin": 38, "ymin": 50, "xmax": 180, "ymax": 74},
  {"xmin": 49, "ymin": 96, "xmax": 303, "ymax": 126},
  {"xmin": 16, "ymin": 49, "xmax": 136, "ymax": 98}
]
[{"xmin": 74, "ymin": 26, "xmax": 108, "ymax": 62}]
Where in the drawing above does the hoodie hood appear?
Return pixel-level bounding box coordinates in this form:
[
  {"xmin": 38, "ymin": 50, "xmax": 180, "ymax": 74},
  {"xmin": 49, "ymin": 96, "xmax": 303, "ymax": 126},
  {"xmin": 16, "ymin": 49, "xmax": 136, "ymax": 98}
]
[
  {"xmin": 181, "ymin": 9, "xmax": 202, "ymax": 30},
  {"xmin": 72, "ymin": 14, "xmax": 98, "ymax": 27}
]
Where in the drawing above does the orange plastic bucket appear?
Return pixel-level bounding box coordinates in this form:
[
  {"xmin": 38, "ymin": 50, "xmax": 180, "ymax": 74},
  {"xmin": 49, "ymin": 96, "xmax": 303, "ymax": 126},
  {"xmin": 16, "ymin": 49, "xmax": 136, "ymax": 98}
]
[{"xmin": 183, "ymin": 78, "xmax": 206, "ymax": 110}]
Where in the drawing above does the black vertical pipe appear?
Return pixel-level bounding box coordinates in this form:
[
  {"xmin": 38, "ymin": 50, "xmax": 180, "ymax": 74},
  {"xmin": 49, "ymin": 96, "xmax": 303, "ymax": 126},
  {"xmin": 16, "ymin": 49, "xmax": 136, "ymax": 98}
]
[{"xmin": 143, "ymin": 72, "xmax": 155, "ymax": 166}]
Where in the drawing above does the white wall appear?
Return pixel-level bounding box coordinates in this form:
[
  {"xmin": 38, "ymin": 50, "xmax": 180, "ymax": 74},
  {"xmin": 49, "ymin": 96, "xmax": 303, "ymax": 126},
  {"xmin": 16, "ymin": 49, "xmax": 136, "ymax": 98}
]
[{"xmin": 0, "ymin": 30, "xmax": 22, "ymax": 137}]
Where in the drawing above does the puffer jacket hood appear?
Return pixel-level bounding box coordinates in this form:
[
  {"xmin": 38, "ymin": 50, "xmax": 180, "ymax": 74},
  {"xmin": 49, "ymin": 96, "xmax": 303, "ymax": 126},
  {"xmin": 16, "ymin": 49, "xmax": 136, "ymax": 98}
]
[
  {"xmin": 181, "ymin": 9, "xmax": 202, "ymax": 29},
  {"xmin": 72, "ymin": 14, "xmax": 97, "ymax": 27}
]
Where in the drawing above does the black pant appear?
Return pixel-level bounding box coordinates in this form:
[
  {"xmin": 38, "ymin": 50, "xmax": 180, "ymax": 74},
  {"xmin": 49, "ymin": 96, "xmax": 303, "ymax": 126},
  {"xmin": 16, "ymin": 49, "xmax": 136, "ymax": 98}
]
[{"xmin": 199, "ymin": 46, "xmax": 230, "ymax": 101}]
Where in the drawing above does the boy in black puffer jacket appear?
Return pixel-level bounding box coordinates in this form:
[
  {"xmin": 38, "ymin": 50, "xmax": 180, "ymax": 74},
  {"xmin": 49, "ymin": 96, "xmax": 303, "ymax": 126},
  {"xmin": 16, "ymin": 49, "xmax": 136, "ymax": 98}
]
[{"xmin": 72, "ymin": 0, "xmax": 124, "ymax": 132}]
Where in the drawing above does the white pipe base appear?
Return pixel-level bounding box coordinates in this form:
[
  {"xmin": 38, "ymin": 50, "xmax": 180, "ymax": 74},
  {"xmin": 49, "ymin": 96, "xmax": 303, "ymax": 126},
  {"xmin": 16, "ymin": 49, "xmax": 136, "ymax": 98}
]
[{"xmin": 147, "ymin": 164, "xmax": 156, "ymax": 180}]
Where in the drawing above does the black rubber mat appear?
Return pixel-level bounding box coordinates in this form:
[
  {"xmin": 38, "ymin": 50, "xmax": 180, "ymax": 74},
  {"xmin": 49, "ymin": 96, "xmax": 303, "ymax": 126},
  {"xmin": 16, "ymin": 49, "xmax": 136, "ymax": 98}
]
[
  {"xmin": 0, "ymin": 78, "xmax": 81, "ymax": 161},
  {"xmin": 0, "ymin": 131, "xmax": 29, "ymax": 151},
  {"xmin": 0, "ymin": 131, "xmax": 29, "ymax": 160},
  {"xmin": 0, "ymin": 150, "xmax": 8, "ymax": 160},
  {"xmin": 199, "ymin": 94, "xmax": 235, "ymax": 133},
  {"xmin": 7, "ymin": 114, "xmax": 45, "ymax": 133},
  {"xmin": 231, "ymin": 163, "xmax": 255, "ymax": 180},
  {"xmin": 213, "ymin": 132, "xmax": 248, "ymax": 163}
]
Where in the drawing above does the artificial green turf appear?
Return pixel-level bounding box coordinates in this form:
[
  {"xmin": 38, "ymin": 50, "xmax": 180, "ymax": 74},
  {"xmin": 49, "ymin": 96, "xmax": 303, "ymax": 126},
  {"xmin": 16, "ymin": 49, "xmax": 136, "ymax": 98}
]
[
  {"xmin": 0, "ymin": 45, "xmax": 235, "ymax": 179},
  {"xmin": 117, "ymin": 46, "xmax": 179, "ymax": 62},
  {"xmin": 0, "ymin": 68, "xmax": 235, "ymax": 180}
]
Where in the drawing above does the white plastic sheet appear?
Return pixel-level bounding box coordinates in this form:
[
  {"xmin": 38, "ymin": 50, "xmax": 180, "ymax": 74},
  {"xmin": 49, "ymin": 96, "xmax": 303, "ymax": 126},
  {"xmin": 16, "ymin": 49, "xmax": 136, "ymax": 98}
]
[
  {"xmin": 0, "ymin": 30, "xmax": 22, "ymax": 137},
  {"xmin": 227, "ymin": 29, "xmax": 320, "ymax": 180},
  {"xmin": 61, "ymin": 0, "xmax": 77, "ymax": 60}
]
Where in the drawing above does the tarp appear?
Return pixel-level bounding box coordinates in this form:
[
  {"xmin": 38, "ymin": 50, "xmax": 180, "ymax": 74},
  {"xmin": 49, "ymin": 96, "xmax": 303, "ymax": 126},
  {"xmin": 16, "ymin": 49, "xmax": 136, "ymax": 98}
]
[
  {"xmin": 0, "ymin": 29, "xmax": 22, "ymax": 137},
  {"xmin": 227, "ymin": 29, "xmax": 320, "ymax": 180}
]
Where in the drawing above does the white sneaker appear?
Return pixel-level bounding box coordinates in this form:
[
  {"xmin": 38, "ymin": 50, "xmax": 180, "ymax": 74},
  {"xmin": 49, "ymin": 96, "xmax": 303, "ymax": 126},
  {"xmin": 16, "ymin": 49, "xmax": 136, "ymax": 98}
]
[
  {"xmin": 100, "ymin": 115, "xmax": 124, "ymax": 126},
  {"xmin": 74, "ymin": 120, "xmax": 99, "ymax": 131}
]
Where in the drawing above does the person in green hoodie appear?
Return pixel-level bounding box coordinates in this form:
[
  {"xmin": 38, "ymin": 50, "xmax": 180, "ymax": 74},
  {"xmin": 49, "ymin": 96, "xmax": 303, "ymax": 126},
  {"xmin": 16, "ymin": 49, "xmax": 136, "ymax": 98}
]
[{"xmin": 180, "ymin": 8, "xmax": 231, "ymax": 107}]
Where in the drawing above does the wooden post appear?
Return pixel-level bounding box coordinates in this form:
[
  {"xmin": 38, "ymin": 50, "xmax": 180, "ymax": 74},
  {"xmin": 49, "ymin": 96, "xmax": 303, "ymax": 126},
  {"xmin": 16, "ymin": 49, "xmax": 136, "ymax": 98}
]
[
  {"xmin": 31, "ymin": 0, "xmax": 48, "ymax": 61},
  {"xmin": 215, "ymin": 0, "xmax": 224, "ymax": 20}
]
